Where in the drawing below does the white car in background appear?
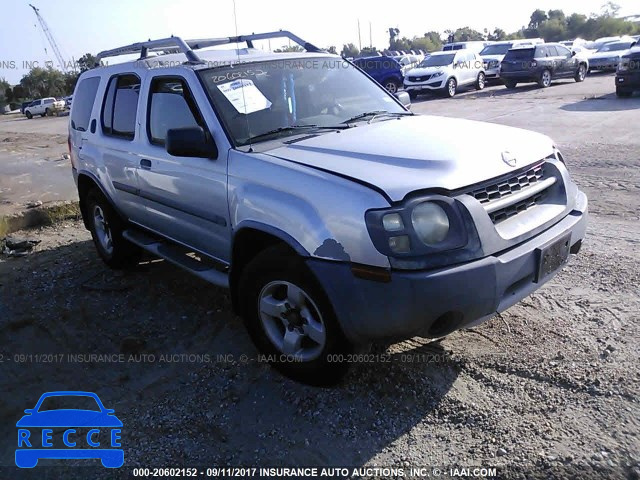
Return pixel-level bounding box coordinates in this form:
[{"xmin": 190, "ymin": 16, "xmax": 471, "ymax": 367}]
[
  {"xmin": 23, "ymin": 97, "xmax": 65, "ymax": 119},
  {"xmin": 404, "ymin": 50, "xmax": 485, "ymax": 98},
  {"xmin": 480, "ymin": 39, "xmax": 544, "ymax": 80},
  {"xmin": 588, "ymin": 40, "xmax": 637, "ymax": 72}
]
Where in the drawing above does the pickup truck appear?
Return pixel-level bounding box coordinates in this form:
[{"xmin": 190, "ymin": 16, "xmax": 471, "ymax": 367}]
[{"xmin": 24, "ymin": 97, "xmax": 65, "ymax": 119}]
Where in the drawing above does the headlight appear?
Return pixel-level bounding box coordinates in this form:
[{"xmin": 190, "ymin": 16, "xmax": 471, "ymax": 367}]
[
  {"xmin": 411, "ymin": 202, "xmax": 450, "ymax": 245},
  {"xmin": 432, "ymin": 71, "xmax": 444, "ymax": 78},
  {"xmin": 618, "ymin": 61, "xmax": 629, "ymax": 71}
]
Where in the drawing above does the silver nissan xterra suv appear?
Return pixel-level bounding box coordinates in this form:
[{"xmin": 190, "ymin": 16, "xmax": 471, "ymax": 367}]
[{"xmin": 69, "ymin": 31, "xmax": 588, "ymax": 384}]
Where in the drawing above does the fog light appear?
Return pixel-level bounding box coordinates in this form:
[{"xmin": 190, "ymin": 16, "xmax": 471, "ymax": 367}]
[
  {"xmin": 388, "ymin": 235, "xmax": 410, "ymax": 254},
  {"xmin": 383, "ymin": 213, "xmax": 404, "ymax": 231}
]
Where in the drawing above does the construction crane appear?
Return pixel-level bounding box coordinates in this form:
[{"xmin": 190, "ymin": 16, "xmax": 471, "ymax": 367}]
[{"xmin": 29, "ymin": 4, "xmax": 68, "ymax": 72}]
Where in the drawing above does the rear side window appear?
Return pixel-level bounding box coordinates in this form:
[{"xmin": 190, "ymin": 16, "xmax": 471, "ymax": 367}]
[
  {"xmin": 71, "ymin": 77, "xmax": 100, "ymax": 131},
  {"xmin": 546, "ymin": 46, "xmax": 559, "ymax": 56},
  {"xmin": 147, "ymin": 77, "xmax": 204, "ymax": 145},
  {"xmin": 101, "ymin": 74, "xmax": 140, "ymax": 140},
  {"xmin": 535, "ymin": 46, "xmax": 548, "ymax": 58}
]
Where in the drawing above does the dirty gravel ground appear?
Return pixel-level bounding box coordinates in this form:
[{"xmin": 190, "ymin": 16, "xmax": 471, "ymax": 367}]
[{"xmin": 0, "ymin": 75, "xmax": 638, "ymax": 479}]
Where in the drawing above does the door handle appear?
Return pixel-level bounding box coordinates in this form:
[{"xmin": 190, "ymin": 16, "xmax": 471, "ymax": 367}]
[{"xmin": 140, "ymin": 159, "xmax": 152, "ymax": 170}]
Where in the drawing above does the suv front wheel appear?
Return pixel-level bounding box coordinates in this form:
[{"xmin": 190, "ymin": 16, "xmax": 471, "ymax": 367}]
[
  {"xmin": 239, "ymin": 244, "xmax": 352, "ymax": 385},
  {"xmin": 85, "ymin": 189, "xmax": 141, "ymax": 269},
  {"xmin": 575, "ymin": 64, "xmax": 587, "ymax": 82}
]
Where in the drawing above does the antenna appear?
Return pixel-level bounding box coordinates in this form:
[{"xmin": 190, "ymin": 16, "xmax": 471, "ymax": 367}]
[
  {"xmin": 29, "ymin": 4, "xmax": 68, "ymax": 72},
  {"xmin": 232, "ymin": 0, "xmax": 253, "ymax": 152}
]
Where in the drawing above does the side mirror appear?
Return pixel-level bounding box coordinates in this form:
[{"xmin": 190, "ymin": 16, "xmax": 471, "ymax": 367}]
[
  {"xmin": 394, "ymin": 91, "xmax": 411, "ymax": 109},
  {"xmin": 571, "ymin": 51, "xmax": 576, "ymax": 57},
  {"xmin": 166, "ymin": 126, "xmax": 217, "ymax": 159}
]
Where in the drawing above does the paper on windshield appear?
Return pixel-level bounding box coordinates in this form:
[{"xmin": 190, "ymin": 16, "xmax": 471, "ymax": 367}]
[{"xmin": 217, "ymin": 79, "xmax": 272, "ymax": 114}]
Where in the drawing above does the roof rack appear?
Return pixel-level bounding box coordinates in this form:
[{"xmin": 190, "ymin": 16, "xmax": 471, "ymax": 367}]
[{"xmin": 95, "ymin": 30, "xmax": 323, "ymax": 66}]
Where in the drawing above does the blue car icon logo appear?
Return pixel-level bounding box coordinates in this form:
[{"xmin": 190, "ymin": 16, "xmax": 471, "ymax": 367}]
[{"xmin": 16, "ymin": 391, "xmax": 123, "ymax": 468}]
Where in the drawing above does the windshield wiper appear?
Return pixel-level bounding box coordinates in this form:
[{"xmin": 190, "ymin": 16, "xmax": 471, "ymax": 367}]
[
  {"xmin": 341, "ymin": 111, "xmax": 413, "ymax": 124},
  {"xmin": 247, "ymin": 124, "xmax": 349, "ymax": 143}
]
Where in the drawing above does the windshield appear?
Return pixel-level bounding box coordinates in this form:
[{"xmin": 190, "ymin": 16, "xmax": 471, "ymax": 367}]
[
  {"xmin": 38, "ymin": 395, "xmax": 101, "ymax": 412},
  {"xmin": 480, "ymin": 44, "xmax": 512, "ymax": 56},
  {"xmin": 198, "ymin": 57, "xmax": 405, "ymax": 146},
  {"xmin": 418, "ymin": 54, "xmax": 455, "ymax": 67},
  {"xmin": 598, "ymin": 42, "xmax": 632, "ymax": 52}
]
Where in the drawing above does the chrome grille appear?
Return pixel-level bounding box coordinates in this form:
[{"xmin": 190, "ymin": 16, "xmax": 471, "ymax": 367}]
[
  {"xmin": 408, "ymin": 75, "xmax": 431, "ymax": 82},
  {"xmin": 470, "ymin": 163, "xmax": 551, "ymax": 224},
  {"xmin": 471, "ymin": 163, "xmax": 544, "ymax": 204}
]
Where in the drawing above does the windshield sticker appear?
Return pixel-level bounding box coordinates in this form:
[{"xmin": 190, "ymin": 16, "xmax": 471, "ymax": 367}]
[{"xmin": 217, "ymin": 79, "xmax": 272, "ymax": 114}]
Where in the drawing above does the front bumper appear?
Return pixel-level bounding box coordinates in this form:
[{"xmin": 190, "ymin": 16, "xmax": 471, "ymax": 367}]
[
  {"xmin": 404, "ymin": 77, "xmax": 446, "ymax": 91},
  {"xmin": 307, "ymin": 191, "xmax": 588, "ymax": 343},
  {"xmin": 484, "ymin": 66, "xmax": 500, "ymax": 79}
]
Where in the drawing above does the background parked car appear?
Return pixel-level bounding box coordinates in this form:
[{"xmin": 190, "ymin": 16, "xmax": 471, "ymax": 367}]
[
  {"xmin": 20, "ymin": 101, "xmax": 33, "ymax": 115},
  {"xmin": 353, "ymin": 55, "xmax": 404, "ymax": 93},
  {"xmin": 588, "ymin": 40, "xmax": 637, "ymax": 72},
  {"xmin": 442, "ymin": 41, "xmax": 490, "ymax": 53},
  {"xmin": 615, "ymin": 45, "xmax": 640, "ymax": 97},
  {"xmin": 64, "ymin": 95, "xmax": 73, "ymax": 109},
  {"xmin": 404, "ymin": 50, "xmax": 485, "ymax": 98},
  {"xmin": 480, "ymin": 39, "xmax": 544, "ymax": 80},
  {"xmin": 23, "ymin": 97, "xmax": 65, "ymax": 119},
  {"xmin": 500, "ymin": 43, "xmax": 588, "ymax": 89}
]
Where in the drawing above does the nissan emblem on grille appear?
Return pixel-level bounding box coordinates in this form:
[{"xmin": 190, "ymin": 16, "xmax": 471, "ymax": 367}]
[{"xmin": 502, "ymin": 151, "xmax": 517, "ymax": 167}]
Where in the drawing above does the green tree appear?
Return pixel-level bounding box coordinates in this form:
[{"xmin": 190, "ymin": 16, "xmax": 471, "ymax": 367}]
[
  {"xmin": 76, "ymin": 53, "xmax": 98, "ymax": 73},
  {"xmin": 567, "ymin": 13, "xmax": 588, "ymax": 38},
  {"xmin": 452, "ymin": 27, "xmax": 485, "ymax": 41},
  {"xmin": 19, "ymin": 67, "xmax": 66, "ymax": 98},
  {"xmin": 529, "ymin": 9, "xmax": 548, "ymax": 29},
  {"xmin": 388, "ymin": 27, "xmax": 400, "ymax": 48},
  {"xmin": 390, "ymin": 36, "xmax": 412, "ymax": 52},
  {"xmin": 600, "ymin": 1, "xmax": 621, "ymax": 17},
  {"xmin": 411, "ymin": 32, "xmax": 442, "ymax": 52},
  {"xmin": 487, "ymin": 28, "xmax": 508, "ymax": 41},
  {"xmin": 547, "ymin": 9, "xmax": 566, "ymax": 22},
  {"xmin": 326, "ymin": 46, "xmax": 337, "ymax": 55},
  {"xmin": 273, "ymin": 45, "xmax": 304, "ymax": 53},
  {"xmin": 341, "ymin": 43, "xmax": 359, "ymax": 58},
  {"xmin": 0, "ymin": 78, "xmax": 10, "ymax": 109},
  {"xmin": 360, "ymin": 46, "xmax": 378, "ymax": 56}
]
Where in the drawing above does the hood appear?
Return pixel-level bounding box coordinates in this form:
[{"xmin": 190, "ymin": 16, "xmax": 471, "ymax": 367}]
[
  {"xmin": 406, "ymin": 66, "xmax": 449, "ymax": 76},
  {"xmin": 589, "ymin": 50, "xmax": 625, "ymax": 59},
  {"xmin": 16, "ymin": 410, "xmax": 123, "ymax": 427},
  {"xmin": 265, "ymin": 115, "xmax": 554, "ymax": 201},
  {"xmin": 480, "ymin": 54, "xmax": 505, "ymax": 62}
]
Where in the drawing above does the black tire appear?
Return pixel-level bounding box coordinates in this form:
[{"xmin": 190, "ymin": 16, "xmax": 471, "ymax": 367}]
[
  {"xmin": 383, "ymin": 78, "xmax": 400, "ymax": 94},
  {"xmin": 238, "ymin": 244, "xmax": 352, "ymax": 386},
  {"xmin": 443, "ymin": 77, "xmax": 457, "ymax": 97},
  {"xmin": 25, "ymin": 111, "xmax": 33, "ymax": 119},
  {"xmin": 44, "ymin": 108, "xmax": 50, "ymax": 116},
  {"xmin": 85, "ymin": 188, "xmax": 141, "ymax": 269},
  {"xmin": 475, "ymin": 72, "xmax": 486, "ymax": 90},
  {"xmin": 574, "ymin": 64, "xmax": 587, "ymax": 82},
  {"xmin": 408, "ymin": 90, "xmax": 418, "ymax": 100},
  {"xmin": 616, "ymin": 87, "xmax": 633, "ymax": 98},
  {"xmin": 538, "ymin": 69, "xmax": 552, "ymax": 88},
  {"xmin": 504, "ymin": 80, "xmax": 518, "ymax": 89}
]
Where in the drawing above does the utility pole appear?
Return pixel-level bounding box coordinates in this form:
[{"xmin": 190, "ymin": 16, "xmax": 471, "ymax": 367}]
[
  {"xmin": 369, "ymin": 22, "xmax": 372, "ymax": 49},
  {"xmin": 358, "ymin": 19, "xmax": 362, "ymax": 50},
  {"xmin": 29, "ymin": 4, "xmax": 68, "ymax": 72}
]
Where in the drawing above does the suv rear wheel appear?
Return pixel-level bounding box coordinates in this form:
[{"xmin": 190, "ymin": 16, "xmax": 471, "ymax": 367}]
[
  {"xmin": 575, "ymin": 64, "xmax": 587, "ymax": 82},
  {"xmin": 239, "ymin": 244, "xmax": 352, "ymax": 385},
  {"xmin": 538, "ymin": 69, "xmax": 552, "ymax": 88},
  {"xmin": 504, "ymin": 80, "xmax": 518, "ymax": 89},
  {"xmin": 85, "ymin": 189, "xmax": 141, "ymax": 269}
]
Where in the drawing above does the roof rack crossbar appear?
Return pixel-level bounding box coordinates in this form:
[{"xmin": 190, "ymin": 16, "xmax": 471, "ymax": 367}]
[
  {"xmin": 96, "ymin": 36, "xmax": 202, "ymax": 65},
  {"xmin": 95, "ymin": 31, "xmax": 324, "ymax": 67}
]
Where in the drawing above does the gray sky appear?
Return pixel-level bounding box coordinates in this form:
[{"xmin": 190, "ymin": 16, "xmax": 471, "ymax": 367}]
[{"xmin": 1, "ymin": 0, "xmax": 638, "ymax": 84}]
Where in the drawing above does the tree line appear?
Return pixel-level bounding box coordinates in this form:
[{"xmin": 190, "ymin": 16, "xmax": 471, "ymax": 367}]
[{"xmin": 341, "ymin": 3, "xmax": 639, "ymax": 57}]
